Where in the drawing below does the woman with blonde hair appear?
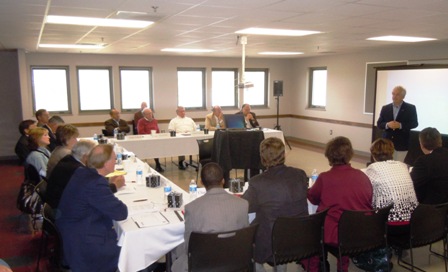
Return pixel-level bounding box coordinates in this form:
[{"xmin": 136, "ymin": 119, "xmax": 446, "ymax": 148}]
[{"xmin": 25, "ymin": 127, "xmax": 51, "ymax": 178}]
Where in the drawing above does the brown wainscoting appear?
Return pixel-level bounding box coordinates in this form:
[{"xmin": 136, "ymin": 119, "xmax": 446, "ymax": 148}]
[{"xmin": 71, "ymin": 114, "xmax": 372, "ymax": 129}]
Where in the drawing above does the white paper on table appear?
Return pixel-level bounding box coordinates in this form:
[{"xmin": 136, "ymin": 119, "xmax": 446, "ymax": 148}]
[
  {"xmin": 116, "ymin": 186, "xmax": 136, "ymax": 195},
  {"xmin": 132, "ymin": 212, "xmax": 169, "ymax": 228},
  {"xmin": 127, "ymin": 203, "xmax": 158, "ymax": 215}
]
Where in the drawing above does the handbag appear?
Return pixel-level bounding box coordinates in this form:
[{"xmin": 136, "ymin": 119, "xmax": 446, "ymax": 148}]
[
  {"xmin": 16, "ymin": 181, "xmax": 42, "ymax": 215},
  {"xmin": 351, "ymin": 247, "xmax": 392, "ymax": 272}
]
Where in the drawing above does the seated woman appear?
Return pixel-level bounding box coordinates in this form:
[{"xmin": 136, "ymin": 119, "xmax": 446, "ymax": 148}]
[
  {"xmin": 25, "ymin": 127, "xmax": 51, "ymax": 179},
  {"xmin": 308, "ymin": 136, "xmax": 373, "ymax": 272},
  {"xmin": 365, "ymin": 138, "xmax": 418, "ymax": 245},
  {"xmin": 46, "ymin": 124, "xmax": 79, "ymax": 178}
]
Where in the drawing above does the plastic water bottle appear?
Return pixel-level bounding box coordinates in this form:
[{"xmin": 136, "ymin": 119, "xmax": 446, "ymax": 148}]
[
  {"xmin": 117, "ymin": 152, "xmax": 123, "ymax": 165},
  {"xmin": 136, "ymin": 165, "xmax": 143, "ymax": 185},
  {"xmin": 114, "ymin": 128, "xmax": 118, "ymax": 138},
  {"xmin": 164, "ymin": 185, "xmax": 172, "ymax": 204},
  {"xmin": 310, "ymin": 169, "xmax": 318, "ymax": 187},
  {"xmin": 189, "ymin": 179, "xmax": 197, "ymax": 200},
  {"xmin": 93, "ymin": 133, "xmax": 98, "ymax": 141}
]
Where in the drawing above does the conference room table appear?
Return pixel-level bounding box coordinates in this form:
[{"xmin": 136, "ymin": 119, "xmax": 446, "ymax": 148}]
[
  {"xmin": 113, "ymin": 158, "xmax": 191, "ymax": 272},
  {"xmin": 109, "ymin": 128, "xmax": 284, "ymax": 160}
]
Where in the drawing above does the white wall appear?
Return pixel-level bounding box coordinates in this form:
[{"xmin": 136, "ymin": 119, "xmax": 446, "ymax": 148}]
[{"xmin": 20, "ymin": 52, "xmax": 294, "ymax": 137}]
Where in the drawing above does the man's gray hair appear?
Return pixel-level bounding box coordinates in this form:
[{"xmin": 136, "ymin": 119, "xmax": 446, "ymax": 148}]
[
  {"xmin": 72, "ymin": 139, "xmax": 97, "ymax": 161},
  {"xmin": 48, "ymin": 115, "xmax": 65, "ymax": 124}
]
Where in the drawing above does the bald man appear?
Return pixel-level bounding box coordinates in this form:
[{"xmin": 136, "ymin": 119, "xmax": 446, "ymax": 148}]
[
  {"xmin": 137, "ymin": 108, "xmax": 164, "ymax": 172},
  {"xmin": 205, "ymin": 105, "xmax": 226, "ymax": 131}
]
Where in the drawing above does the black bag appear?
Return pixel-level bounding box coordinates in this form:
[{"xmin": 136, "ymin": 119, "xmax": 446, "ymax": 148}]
[
  {"xmin": 16, "ymin": 181, "xmax": 42, "ymax": 215},
  {"xmin": 351, "ymin": 247, "xmax": 392, "ymax": 272}
]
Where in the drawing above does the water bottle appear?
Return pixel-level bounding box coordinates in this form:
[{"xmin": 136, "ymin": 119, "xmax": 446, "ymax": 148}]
[
  {"xmin": 164, "ymin": 184, "xmax": 172, "ymax": 204},
  {"xmin": 114, "ymin": 128, "xmax": 118, "ymax": 138},
  {"xmin": 189, "ymin": 179, "xmax": 197, "ymax": 200},
  {"xmin": 310, "ymin": 169, "xmax": 318, "ymax": 187},
  {"xmin": 117, "ymin": 152, "xmax": 123, "ymax": 165},
  {"xmin": 136, "ymin": 165, "xmax": 143, "ymax": 185},
  {"xmin": 93, "ymin": 133, "xmax": 98, "ymax": 141}
]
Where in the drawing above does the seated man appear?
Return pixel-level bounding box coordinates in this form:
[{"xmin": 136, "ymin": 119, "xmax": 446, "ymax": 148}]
[
  {"xmin": 14, "ymin": 119, "xmax": 37, "ymax": 165},
  {"xmin": 104, "ymin": 108, "xmax": 130, "ymax": 136},
  {"xmin": 411, "ymin": 127, "xmax": 448, "ymax": 204},
  {"xmin": 242, "ymin": 137, "xmax": 308, "ymax": 272},
  {"xmin": 133, "ymin": 101, "xmax": 147, "ymax": 134},
  {"xmin": 56, "ymin": 144, "xmax": 128, "ymax": 272},
  {"xmin": 236, "ymin": 103, "xmax": 260, "ymax": 128},
  {"xmin": 204, "ymin": 105, "xmax": 226, "ymax": 131},
  {"xmin": 47, "ymin": 115, "xmax": 65, "ymax": 151},
  {"xmin": 46, "ymin": 140, "xmax": 124, "ymax": 209},
  {"xmin": 168, "ymin": 106, "xmax": 197, "ymax": 170},
  {"xmin": 137, "ymin": 108, "xmax": 164, "ymax": 172},
  {"xmin": 171, "ymin": 163, "xmax": 249, "ymax": 272}
]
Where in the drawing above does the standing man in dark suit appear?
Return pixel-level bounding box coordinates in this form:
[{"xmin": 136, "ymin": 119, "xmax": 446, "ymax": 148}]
[
  {"xmin": 411, "ymin": 127, "xmax": 448, "ymax": 204},
  {"xmin": 171, "ymin": 163, "xmax": 249, "ymax": 272},
  {"xmin": 105, "ymin": 108, "xmax": 130, "ymax": 136},
  {"xmin": 236, "ymin": 103, "xmax": 260, "ymax": 128},
  {"xmin": 377, "ymin": 86, "xmax": 418, "ymax": 162},
  {"xmin": 56, "ymin": 144, "xmax": 128, "ymax": 272},
  {"xmin": 242, "ymin": 137, "xmax": 308, "ymax": 272}
]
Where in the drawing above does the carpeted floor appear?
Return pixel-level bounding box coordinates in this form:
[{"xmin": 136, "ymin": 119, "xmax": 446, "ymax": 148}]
[{"xmin": 0, "ymin": 161, "xmax": 51, "ymax": 272}]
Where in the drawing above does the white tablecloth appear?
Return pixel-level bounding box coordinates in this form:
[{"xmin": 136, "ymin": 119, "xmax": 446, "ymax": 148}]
[
  {"xmin": 114, "ymin": 159, "xmax": 191, "ymax": 272},
  {"xmin": 110, "ymin": 128, "xmax": 284, "ymax": 160}
]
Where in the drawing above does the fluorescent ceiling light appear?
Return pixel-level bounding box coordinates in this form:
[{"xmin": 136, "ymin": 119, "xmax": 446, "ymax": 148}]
[
  {"xmin": 46, "ymin": 15, "xmax": 153, "ymax": 28},
  {"xmin": 161, "ymin": 48, "xmax": 215, "ymax": 53},
  {"xmin": 367, "ymin": 35, "xmax": 436, "ymax": 42},
  {"xmin": 236, "ymin": 27, "xmax": 321, "ymax": 36},
  {"xmin": 39, "ymin": 43, "xmax": 105, "ymax": 49},
  {"xmin": 259, "ymin": 52, "xmax": 304, "ymax": 55}
]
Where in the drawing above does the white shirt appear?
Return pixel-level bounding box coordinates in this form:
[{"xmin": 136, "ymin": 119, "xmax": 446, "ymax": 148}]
[{"xmin": 168, "ymin": 116, "xmax": 196, "ymax": 133}]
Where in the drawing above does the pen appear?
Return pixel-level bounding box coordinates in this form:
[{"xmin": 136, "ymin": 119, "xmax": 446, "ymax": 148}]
[{"xmin": 133, "ymin": 199, "xmax": 148, "ymax": 202}]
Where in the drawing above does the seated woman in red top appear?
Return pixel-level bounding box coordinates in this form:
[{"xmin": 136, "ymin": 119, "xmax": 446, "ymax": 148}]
[{"xmin": 308, "ymin": 136, "xmax": 373, "ymax": 272}]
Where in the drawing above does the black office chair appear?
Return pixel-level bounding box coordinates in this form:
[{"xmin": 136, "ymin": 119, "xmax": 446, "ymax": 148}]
[
  {"xmin": 34, "ymin": 179, "xmax": 47, "ymax": 204},
  {"xmin": 188, "ymin": 224, "xmax": 258, "ymax": 272},
  {"xmin": 36, "ymin": 203, "xmax": 68, "ymax": 272},
  {"xmin": 389, "ymin": 203, "xmax": 448, "ymax": 272},
  {"xmin": 326, "ymin": 204, "xmax": 393, "ymax": 272},
  {"xmin": 271, "ymin": 209, "xmax": 328, "ymax": 272},
  {"xmin": 195, "ymin": 138, "xmax": 214, "ymax": 180}
]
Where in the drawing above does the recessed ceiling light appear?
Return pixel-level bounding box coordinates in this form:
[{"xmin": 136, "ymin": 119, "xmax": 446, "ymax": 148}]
[
  {"xmin": 235, "ymin": 27, "xmax": 321, "ymax": 36},
  {"xmin": 39, "ymin": 44, "xmax": 105, "ymax": 49},
  {"xmin": 258, "ymin": 52, "xmax": 304, "ymax": 55},
  {"xmin": 367, "ymin": 35, "xmax": 436, "ymax": 42},
  {"xmin": 161, "ymin": 48, "xmax": 216, "ymax": 53},
  {"xmin": 46, "ymin": 15, "xmax": 153, "ymax": 28}
]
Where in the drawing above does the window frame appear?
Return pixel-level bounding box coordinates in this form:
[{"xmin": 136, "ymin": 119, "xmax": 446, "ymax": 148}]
[
  {"xmin": 243, "ymin": 68, "xmax": 269, "ymax": 108},
  {"xmin": 211, "ymin": 68, "xmax": 239, "ymax": 109},
  {"xmin": 177, "ymin": 67, "xmax": 206, "ymax": 110},
  {"xmin": 30, "ymin": 66, "xmax": 71, "ymax": 114},
  {"xmin": 76, "ymin": 66, "xmax": 113, "ymax": 113},
  {"xmin": 119, "ymin": 66, "xmax": 154, "ymax": 112},
  {"xmin": 308, "ymin": 67, "xmax": 328, "ymax": 109}
]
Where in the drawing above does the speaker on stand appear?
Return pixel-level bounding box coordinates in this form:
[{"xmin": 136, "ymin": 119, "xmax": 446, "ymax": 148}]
[{"xmin": 273, "ymin": 80, "xmax": 291, "ymax": 150}]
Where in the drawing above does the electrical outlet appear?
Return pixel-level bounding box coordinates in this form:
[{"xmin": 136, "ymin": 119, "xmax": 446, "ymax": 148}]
[{"xmin": 330, "ymin": 129, "xmax": 333, "ymax": 135}]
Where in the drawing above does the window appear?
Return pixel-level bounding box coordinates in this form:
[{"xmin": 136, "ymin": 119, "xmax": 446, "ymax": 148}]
[
  {"xmin": 31, "ymin": 66, "xmax": 70, "ymax": 113},
  {"xmin": 177, "ymin": 68, "xmax": 206, "ymax": 109},
  {"xmin": 120, "ymin": 67, "xmax": 153, "ymax": 111},
  {"xmin": 77, "ymin": 67, "xmax": 113, "ymax": 111},
  {"xmin": 309, "ymin": 67, "xmax": 327, "ymax": 108},
  {"xmin": 211, "ymin": 69, "xmax": 238, "ymax": 107},
  {"xmin": 243, "ymin": 69, "xmax": 268, "ymax": 107}
]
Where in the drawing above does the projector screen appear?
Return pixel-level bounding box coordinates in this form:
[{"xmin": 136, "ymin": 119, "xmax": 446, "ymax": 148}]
[{"xmin": 374, "ymin": 66, "xmax": 448, "ymax": 134}]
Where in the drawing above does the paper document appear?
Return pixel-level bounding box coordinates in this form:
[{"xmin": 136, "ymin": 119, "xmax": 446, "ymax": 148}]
[
  {"xmin": 132, "ymin": 212, "xmax": 169, "ymax": 228},
  {"xmin": 127, "ymin": 203, "xmax": 158, "ymax": 215}
]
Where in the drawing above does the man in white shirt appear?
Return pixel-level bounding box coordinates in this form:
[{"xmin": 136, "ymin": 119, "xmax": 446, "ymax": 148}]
[{"xmin": 168, "ymin": 106, "xmax": 196, "ymax": 169}]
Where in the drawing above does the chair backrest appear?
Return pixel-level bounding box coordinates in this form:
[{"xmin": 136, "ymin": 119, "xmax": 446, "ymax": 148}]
[
  {"xmin": 35, "ymin": 179, "xmax": 47, "ymax": 203},
  {"xmin": 272, "ymin": 208, "xmax": 328, "ymax": 266},
  {"xmin": 101, "ymin": 129, "xmax": 109, "ymax": 136},
  {"xmin": 409, "ymin": 203, "xmax": 448, "ymax": 248},
  {"xmin": 41, "ymin": 203, "xmax": 65, "ymax": 269},
  {"xmin": 337, "ymin": 204, "xmax": 392, "ymax": 255},
  {"xmin": 197, "ymin": 139, "xmax": 214, "ymax": 163},
  {"xmin": 188, "ymin": 224, "xmax": 258, "ymax": 272}
]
